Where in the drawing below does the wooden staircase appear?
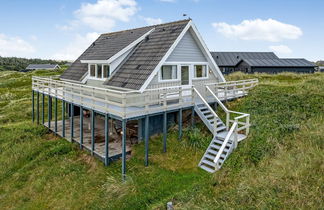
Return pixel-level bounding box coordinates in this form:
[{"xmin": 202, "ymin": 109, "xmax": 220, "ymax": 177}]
[{"xmin": 193, "ymin": 87, "xmax": 251, "ymax": 173}]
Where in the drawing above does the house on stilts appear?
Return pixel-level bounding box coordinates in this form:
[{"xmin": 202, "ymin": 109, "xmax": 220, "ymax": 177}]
[{"xmin": 31, "ymin": 19, "xmax": 258, "ymax": 177}]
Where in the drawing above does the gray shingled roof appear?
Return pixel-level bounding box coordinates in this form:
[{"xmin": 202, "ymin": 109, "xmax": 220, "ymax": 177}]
[
  {"xmin": 26, "ymin": 64, "xmax": 59, "ymax": 69},
  {"xmin": 211, "ymin": 52, "xmax": 279, "ymax": 66},
  {"xmin": 60, "ymin": 26, "xmax": 154, "ymax": 81},
  {"xmin": 104, "ymin": 19, "xmax": 190, "ymax": 90},
  {"xmin": 242, "ymin": 58, "xmax": 316, "ymax": 67}
]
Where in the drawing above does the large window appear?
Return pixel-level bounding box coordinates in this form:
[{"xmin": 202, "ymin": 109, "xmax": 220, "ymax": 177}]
[
  {"xmin": 89, "ymin": 64, "xmax": 110, "ymax": 79},
  {"xmin": 194, "ymin": 65, "xmax": 207, "ymax": 78},
  {"xmin": 161, "ymin": 65, "xmax": 177, "ymax": 80},
  {"xmin": 103, "ymin": 65, "xmax": 110, "ymax": 78},
  {"xmin": 90, "ymin": 64, "xmax": 96, "ymax": 77}
]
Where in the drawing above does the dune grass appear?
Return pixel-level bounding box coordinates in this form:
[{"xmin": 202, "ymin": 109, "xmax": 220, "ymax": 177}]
[{"xmin": 0, "ymin": 70, "xmax": 323, "ymax": 209}]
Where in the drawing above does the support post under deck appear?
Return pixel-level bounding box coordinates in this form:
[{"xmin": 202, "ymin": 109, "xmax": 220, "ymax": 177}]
[
  {"xmin": 80, "ymin": 106, "xmax": 83, "ymax": 149},
  {"xmin": 178, "ymin": 109, "xmax": 182, "ymax": 140},
  {"xmin": 163, "ymin": 112, "xmax": 167, "ymax": 153},
  {"xmin": 37, "ymin": 92, "xmax": 39, "ymax": 124},
  {"xmin": 105, "ymin": 114, "xmax": 109, "ymax": 166},
  {"xmin": 70, "ymin": 103, "xmax": 74, "ymax": 141},
  {"xmin": 144, "ymin": 115, "xmax": 149, "ymax": 166},
  {"xmin": 32, "ymin": 90, "xmax": 34, "ymax": 122},
  {"xmin": 42, "ymin": 93, "xmax": 44, "ymax": 125},
  {"xmin": 62, "ymin": 100, "xmax": 65, "ymax": 137},
  {"xmin": 122, "ymin": 119, "xmax": 126, "ymax": 179},
  {"xmin": 191, "ymin": 106, "xmax": 195, "ymax": 128},
  {"xmin": 54, "ymin": 97, "xmax": 57, "ymax": 134},
  {"xmin": 48, "ymin": 96, "xmax": 51, "ymax": 128},
  {"xmin": 91, "ymin": 110, "xmax": 95, "ymax": 155}
]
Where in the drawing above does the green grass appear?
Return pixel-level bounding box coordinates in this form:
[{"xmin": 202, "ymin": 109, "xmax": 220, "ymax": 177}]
[{"xmin": 0, "ymin": 71, "xmax": 323, "ymax": 209}]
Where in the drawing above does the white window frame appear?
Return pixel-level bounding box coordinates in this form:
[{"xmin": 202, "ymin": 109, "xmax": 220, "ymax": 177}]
[
  {"xmin": 158, "ymin": 62, "xmax": 209, "ymax": 83},
  {"xmin": 193, "ymin": 64, "xmax": 209, "ymax": 80},
  {"xmin": 88, "ymin": 63, "xmax": 110, "ymax": 80},
  {"xmin": 158, "ymin": 64, "xmax": 180, "ymax": 82}
]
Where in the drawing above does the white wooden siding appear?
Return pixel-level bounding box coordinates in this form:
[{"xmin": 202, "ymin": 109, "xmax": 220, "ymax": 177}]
[{"xmin": 166, "ymin": 31, "xmax": 207, "ymax": 62}]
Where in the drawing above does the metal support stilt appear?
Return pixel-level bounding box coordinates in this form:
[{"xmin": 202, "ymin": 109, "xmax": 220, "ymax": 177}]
[
  {"xmin": 145, "ymin": 115, "xmax": 149, "ymax": 166},
  {"xmin": 122, "ymin": 119, "xmax": 126, "ymax": 179},
  {"xmin": 48, "ymin": 96, "xmax": 51, "ymax": 128},
  {"xmin": 91, "ymin": 110, "xmax": 95, "ymax": 155},
  {"xmin": 163, "ymin": 112, "xmax": 167, "ymax": 153},
  {"xmin": 191, "ymin": 106, "xmax": 195, "ymax": 128},
  {"xmin": 42, "ymin": 94, "xmax": 44, "ymax": 125},
  {"xmin": 54, "ymin": 97, "xmax": 57, "ymax": 134},
  {"xmin": 105, "ymin": 114, "xmax": 109, "ymax": 166},
  {"xmin": 178, "ymin": 109, "xmax": 182, "ymax": 140},
  {"xmin": 62, "ymin": 100, "xmax": 65, "ymax": 137},
  {"xmin": 80, "ymin": 106, "xmax": 83, "ymax": 149},
  {"xmin": 70, "ymin": 103, "xmax": 74, "ymax": 141},
  {"xmin": 37, "ymin": 92, "xmax": 39, "ymax": 124}
]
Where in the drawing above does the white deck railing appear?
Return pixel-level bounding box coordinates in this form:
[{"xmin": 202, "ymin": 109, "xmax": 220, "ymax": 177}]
[{"xmin": 32, "ymin": 76, "xmax": 258, "ymax": 119}]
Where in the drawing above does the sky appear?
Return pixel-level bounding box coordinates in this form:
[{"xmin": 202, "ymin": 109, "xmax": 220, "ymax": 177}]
[{"xmin": 0, "ymin": 0, "xmax": 323, "ymax": 62}]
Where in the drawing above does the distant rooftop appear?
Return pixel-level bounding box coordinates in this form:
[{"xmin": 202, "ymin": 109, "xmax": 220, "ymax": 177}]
[{"xmin": 210, "ymin": 52, "xmax": 278, "ymax": 66}]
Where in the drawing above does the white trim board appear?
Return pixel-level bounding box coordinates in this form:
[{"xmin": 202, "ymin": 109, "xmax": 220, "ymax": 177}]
[{"xmin": 139, "ymin": 20, "xmax": 225, "ymax": 92}]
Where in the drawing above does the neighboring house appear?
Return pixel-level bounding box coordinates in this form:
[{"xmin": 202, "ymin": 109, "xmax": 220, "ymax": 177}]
[
  {"xmin": 318, "ymin": 66, "xmax": 324, "ymax": 72},
  {"xmin": 32, "ymin": 20, "xmax": 258, "ymax": 176},
  {"xmin": 26, "ymin": 64, "xmax": 60, "ymax": 71},
  {"xmin": 211, "ymin": 52, "xmax": 316, "ymax": 74}
]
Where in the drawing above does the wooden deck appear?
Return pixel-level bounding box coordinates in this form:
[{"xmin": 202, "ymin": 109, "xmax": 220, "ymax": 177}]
[
  {"xmin": 44, "ymin": 116, "xmax": 132, "ymax": 159},
  {"xmin": 32, "ymin": 76, "xmax": 258, "ymax": 120}
]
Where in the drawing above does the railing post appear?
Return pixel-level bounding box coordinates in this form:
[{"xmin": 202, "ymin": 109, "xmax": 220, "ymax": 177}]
[
  {"xmin": 213, "ymin": 116, "xmax": 217, "ymax": 136},
  {"xmin": 226, "ymin": 112, "xmax": 230, "ymax": 130},
  {"xmin": 234, "ymin": 121, "xmax": 238, "ymax": 149},
  {"xmin": 122, "ymin": 93, "xmax": 126, "ymax": 118},
  {"xmin": 62, "ymin": 100, "xmax": 65, "ymax": 137},
  {"xmin": 246, "ymin": 115, "xmax": 250, "ymax": 136}
]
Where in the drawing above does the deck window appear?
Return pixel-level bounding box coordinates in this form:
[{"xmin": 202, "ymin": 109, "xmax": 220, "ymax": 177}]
[
  {"xmin": 97, "ymin": 64, "xmax": 102, "ymax": 78},
  {"xmin": 90, "ymin": 64, "xmax": 96, "ymax": 77},
  {"xmin": 194, "ymin": 65, "xmax": 207, "ymax": 78},
  {"xmin": 103, "ymin": 65, "xmax": 110, "ymax": 78},
  {"xmin": 161, "ymin": 65, "xmax": 177, "ymax": 80},
  {"xmin": 89, "ymin": 64, "xmax": 110, "ymax": 79}
]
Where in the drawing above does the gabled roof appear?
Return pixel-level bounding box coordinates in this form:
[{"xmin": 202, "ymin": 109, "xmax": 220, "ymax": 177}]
[
  {"xmin": 211, "ymin": 52, "xmax": 279, "ymax": 66},
  {"xmin": 60, "ymin": 25, "xmax": 155, "ymax": 81},
  {"xmin": 104, "ymin": 19, "xmax": 190, "ymax": 89},
  {"xmin": 26, "ymin": 64, "xmax": 59, "ymax": 69},
  {"xmin": 241, "ymin": 58, "xmax": 316, "ymax": 67}
]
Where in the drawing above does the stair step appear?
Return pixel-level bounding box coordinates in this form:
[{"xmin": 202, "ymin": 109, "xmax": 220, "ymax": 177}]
[
  {"xmin": 209, "ymin": 121, "xmax": 223, "ymax": 126},
  {"xmin": 205, "ymin": 114, "xmax": 214, "ymax": 119},
  {"xmin": 206, "ymin": 149, "xmax": 227, "ymax": 159},
  {"xmin": 201, "ymin": 110, "xmax": 211, "ymax": 114},
  {"xmin": 202, "ymin": 159, "xmax": 216, "ymax": 167},
  {"xmin": 205, "ymin": 153, "xmax": 216, "ymax": 160},
  {"xmin": 199, "ymin": 164, "xmax": 216, "ymax": 173},
  {"xmin": 214, "ymin": 139, "xmax": 232, "ymax": 145}
]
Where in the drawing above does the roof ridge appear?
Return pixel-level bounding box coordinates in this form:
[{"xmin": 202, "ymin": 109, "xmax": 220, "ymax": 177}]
[{"xmin": 100, "ymin": 19, "xmax": 190, "ymax": 36}]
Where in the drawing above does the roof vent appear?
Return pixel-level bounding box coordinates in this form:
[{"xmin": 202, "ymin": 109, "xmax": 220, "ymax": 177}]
[
  {"xmin": 92, "ymin": 42, "xmax": 96, "ymax": 46},
  {"xmin": 237, "ymin": 56, "xmax": 239, "ymax": 59},
  {"xmin": 136, "ymin": 64, "xmax": 141, "ymax": 69},
  {"xmin": 216, "ymin": 56, "xmax": 219, "ymax": 59},
  {"xmin": 145, "ymin": 35, "xmax": 150, "ymax": 42}
]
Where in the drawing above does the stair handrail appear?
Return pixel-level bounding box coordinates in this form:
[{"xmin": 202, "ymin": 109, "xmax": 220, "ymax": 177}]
[
  {"xmin": 213, "ymin": 121, "xmax": 238, "ymax": 166},
  {"xmin": 206, "ymin": 86, "xmax": 250, "ymax": 135},
  {"xmin": 193, "ymin": 88, "xmax": 220, "ymax": 136}
]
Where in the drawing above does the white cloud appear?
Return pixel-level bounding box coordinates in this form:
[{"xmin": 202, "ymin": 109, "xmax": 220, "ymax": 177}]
[
  {"xmin": 269, "ymin": 45, "xmax": 292, "ymax": 54},
  {"xmin": 144, "ymin": 17, "xmax": 163, "ymax": 25},
  {"xmin": 59, "ymin": 0, "xmax": 139, "ymax": 32},
  {"xmin": 212, "ymin": 18, "xmax": 303, "ymax": 42},
  {"xmin": 52, "ymin": 32, "xmax": 99, "ymax": 60},
  {"xmin": 0, "ymin": 34, "xmax": 35, "ymax": 57}
]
